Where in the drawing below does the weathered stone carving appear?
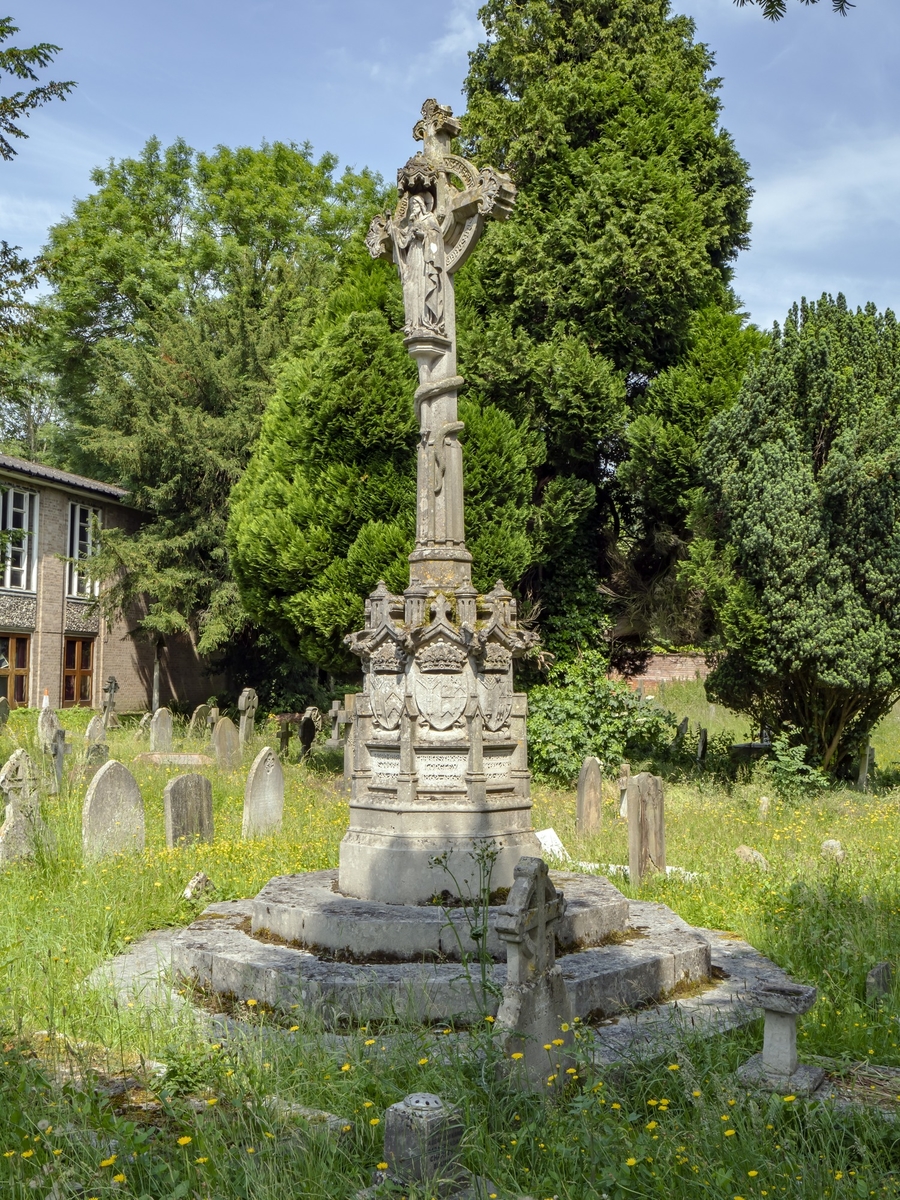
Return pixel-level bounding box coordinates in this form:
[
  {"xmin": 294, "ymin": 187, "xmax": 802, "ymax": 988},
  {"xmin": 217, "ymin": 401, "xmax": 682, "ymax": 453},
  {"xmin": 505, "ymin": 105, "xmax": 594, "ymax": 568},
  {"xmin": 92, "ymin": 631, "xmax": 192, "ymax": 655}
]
[{"xmin": 340, "ymin": 101, "xmax": 540, "ymax": 904}]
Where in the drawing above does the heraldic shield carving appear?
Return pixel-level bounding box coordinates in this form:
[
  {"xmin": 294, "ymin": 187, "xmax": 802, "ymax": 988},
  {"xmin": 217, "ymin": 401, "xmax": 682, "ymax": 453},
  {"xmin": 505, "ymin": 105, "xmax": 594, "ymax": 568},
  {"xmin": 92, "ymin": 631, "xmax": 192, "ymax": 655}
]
[
  {"xmin": 413, "ymin": 638, "xmax": 468, "ymax": 731},
  {"xmin": 477, "ymin": 672, "xmax": 512, "ymax": 732},
  {"xmin": 369, "ymin": 641, "xmax": 406, "ymax": 732}
]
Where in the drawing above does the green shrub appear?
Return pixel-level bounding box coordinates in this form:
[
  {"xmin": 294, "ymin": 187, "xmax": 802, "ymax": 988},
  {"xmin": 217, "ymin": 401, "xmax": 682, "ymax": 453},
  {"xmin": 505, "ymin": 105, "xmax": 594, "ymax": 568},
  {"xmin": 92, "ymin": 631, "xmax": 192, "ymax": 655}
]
[{"xmin": 526, "ymin": 651, "xmax": 674, "ymax": 785}]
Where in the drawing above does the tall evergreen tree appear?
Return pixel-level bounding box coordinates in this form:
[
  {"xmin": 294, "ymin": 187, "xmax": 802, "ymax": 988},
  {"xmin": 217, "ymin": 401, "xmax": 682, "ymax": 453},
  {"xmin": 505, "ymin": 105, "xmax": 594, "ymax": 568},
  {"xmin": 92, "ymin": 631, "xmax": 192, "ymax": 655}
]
[
  {"xmin": 683, "ymin": 295, "xmax": 900, "ymax": 774},
  {"xmin": 458, "ymin": 0, "xmax": 753, "ymax": 660}
]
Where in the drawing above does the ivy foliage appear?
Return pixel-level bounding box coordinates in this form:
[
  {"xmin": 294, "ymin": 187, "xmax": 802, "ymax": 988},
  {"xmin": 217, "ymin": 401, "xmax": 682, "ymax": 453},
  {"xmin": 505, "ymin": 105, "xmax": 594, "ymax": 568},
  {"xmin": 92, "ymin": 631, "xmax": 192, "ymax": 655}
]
[
  {"xmin": 526, "ymin": 651, "xmax": 675, "ymax": 785},
  {"xmin": 683, "ymin": 295, "xmax": 900, "ymax": 774}
]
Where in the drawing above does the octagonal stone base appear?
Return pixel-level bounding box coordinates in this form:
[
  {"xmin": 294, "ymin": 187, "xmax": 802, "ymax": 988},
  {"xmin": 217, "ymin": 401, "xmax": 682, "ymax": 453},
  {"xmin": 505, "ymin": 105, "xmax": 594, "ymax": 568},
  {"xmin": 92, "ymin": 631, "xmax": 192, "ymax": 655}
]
[{"xmin": 251, "ymin": 869, "xmax": 630, "ymax": 963}]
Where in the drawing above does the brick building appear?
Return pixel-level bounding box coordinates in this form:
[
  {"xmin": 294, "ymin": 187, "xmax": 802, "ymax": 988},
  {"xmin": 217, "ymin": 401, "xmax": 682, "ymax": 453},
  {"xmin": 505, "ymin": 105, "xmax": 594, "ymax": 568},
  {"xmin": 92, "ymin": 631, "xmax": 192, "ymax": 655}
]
[{"xmin": 0, "ymin": 454, "xmax": 218, "ymax": 711}]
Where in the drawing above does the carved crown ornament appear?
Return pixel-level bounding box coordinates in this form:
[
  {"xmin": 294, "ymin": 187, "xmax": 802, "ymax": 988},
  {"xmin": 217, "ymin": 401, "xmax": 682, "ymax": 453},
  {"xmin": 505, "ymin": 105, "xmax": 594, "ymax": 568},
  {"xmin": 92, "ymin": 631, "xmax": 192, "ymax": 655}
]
[
  {"xmin": 480, "ymin": 642, "xmax": 513, "ymax": 671},
  {"xmin": 370, "ymin": 643, "xmax": 408, "ymax": 673},
  {"xmin": 416, "ymin": 639, "xmax": 468, "ymax": 673}
]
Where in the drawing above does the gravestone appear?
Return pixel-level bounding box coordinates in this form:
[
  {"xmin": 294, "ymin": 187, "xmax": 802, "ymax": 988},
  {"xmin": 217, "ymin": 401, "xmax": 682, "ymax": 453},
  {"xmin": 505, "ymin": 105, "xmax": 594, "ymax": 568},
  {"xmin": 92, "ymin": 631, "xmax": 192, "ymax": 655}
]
[
  {"xmin": 85, "ymin": 741, "xmax": 109, "ymax": 767},
  {"xmin": 0, "ymin": 749, "xmax": 54, "ymax": 864},
  {"xmin": 626, "ymin": 772, "xmax": 666, "ymax": 885},
  {"xmin": 495, "ymin": 856, "xmax": 575, "ymax": 1090},
  {"xmin": 325, "ymin": 699, "xmax": 344, "ymax": 750},
  {"xmin": 696, "ymin": 727, "xmax": 708, "ymax": 765},
  {"xmin": 213, "ymin": 716, "xmax": 241, "ymax": 771},
  {"xmin": 37, "ymin": 706, "xmax": 61, "ymax": 756},
  {"xmin": 82, "ymin": 760, "xmax": 145, "ymax": 860},
  {"xmin": 866, "ymin": 962, "xmax": 894, "ymax": 1002},
  {"xmin": 242, "ymin": 746, "xmax": 284, "ymax": 838},
  {"xmin": 164, "ymin": 773, "xmax": 213, "ymax": 847},
  {"xmin": 617, "ymin": 761, "xmax": 631, "ymax": 818},
  {"xmin": 671, "ymin": 716, "xmax": 689, "ymax": 748},
  {"xmin": 51, "ymin": 728, "xmax": 70, "ymax": 788},
  {"xmin": 575, "ymin": 756, "xmax": 602, "ymax": 837},
  {"xmin": 735, "ymin": 844, "xmax": 770, "ymax": 870},
  {"xmin": 238, "ymin": 688, "xmax": 259, "ymax": 747},
  {"xmin": 138, "ymin": 712, "xmax": 153, "ymax": 737},
  {"xmin": 188, "ymin": 703, "xmax": 210, "ymax": 736},
  {"xmin": 102, "ymin": 676, "xmax": 121, "ymax": 729},
  {"xmin": 84, "ymin": 714, "xmax": 106, "ymax": 745},
  {"xmin": 276, "ymin": 716, "xmax": 294, "ymax": 759},
  {"xmin": 379, "ymin": 1093, "xmax": 465, "ymax": 1192},
  {"xmin": 206, "ymin": 707, "xmax": 220, "ymax": 739},
  {"xmin": 0, "ymin": 696, "xmax": 9, "ymax": 730},
  {"xmin": 149, "ymin": 707, "xmax": 173, "ymax": 752},
  {"xmin": 342, "ymin": 693, "xmax": 356, "ymax": 792},
  {"xmin": 298, "ymin": 706, "xmax": 321, "ymax": 758},
  {"xmin": 857, "ymin": 742, "xmax": 876, "ymax": 792}
]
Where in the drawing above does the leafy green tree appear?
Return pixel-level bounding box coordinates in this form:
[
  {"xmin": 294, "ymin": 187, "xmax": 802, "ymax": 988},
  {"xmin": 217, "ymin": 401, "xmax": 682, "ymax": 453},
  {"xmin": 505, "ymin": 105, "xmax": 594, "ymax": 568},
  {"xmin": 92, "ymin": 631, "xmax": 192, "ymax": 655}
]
[
  {"xmin": 228, "ymin": 248, "xmax": 543, "ymax": 673},
  {"xmin": 38, "ymin": 137, "xmax": 381, "ymax": 657},
  {"xmin": 0, "ymin": 16, "xmax": 74, "ymax": 160},
  {"xmin": 683, "ymin": 294, "xmax": 900, "ymax": 774},
  {"xmin": 614, "ymin": 306, "xmax": 767, "ymax": 646},
  {"xmin": 458, "ymin": 0, "xmax": 752, "ymax": 660}
]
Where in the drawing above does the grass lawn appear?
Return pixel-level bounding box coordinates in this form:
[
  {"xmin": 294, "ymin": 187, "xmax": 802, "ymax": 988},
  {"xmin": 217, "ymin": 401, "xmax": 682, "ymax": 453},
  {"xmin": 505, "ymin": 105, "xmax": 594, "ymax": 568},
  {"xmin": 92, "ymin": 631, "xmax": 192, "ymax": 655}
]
[{"xmin": 0, "ymin": 690, "xmax": 899, "ymax": 1199}]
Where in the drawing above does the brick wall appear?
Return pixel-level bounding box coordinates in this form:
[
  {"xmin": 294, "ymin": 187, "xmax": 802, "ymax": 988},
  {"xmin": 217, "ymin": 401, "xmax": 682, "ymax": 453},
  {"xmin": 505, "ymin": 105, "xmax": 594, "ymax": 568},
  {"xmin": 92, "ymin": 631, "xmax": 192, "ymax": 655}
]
[{"xmin": 609, "ymin": 653, "xmax": 709, "ymax": 693}]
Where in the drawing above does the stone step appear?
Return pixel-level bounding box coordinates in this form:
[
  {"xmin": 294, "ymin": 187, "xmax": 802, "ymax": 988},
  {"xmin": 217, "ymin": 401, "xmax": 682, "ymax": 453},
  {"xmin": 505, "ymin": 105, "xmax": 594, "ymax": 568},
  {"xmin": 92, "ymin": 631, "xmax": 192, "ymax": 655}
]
[{"xmin": 171, "ymin": 895, "xmax": 711, "ymax": 1026}]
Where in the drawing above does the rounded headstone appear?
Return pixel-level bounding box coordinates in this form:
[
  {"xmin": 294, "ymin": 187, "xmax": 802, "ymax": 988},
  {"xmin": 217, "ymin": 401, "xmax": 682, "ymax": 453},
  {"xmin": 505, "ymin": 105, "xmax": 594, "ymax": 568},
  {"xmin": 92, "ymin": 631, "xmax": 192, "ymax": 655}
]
[
  {"xmin": 149, "ymin": 707, "xmax": 173, "ymax": 752},
  {"xmin": 164, "ymin": 773, "xmax": 213, "ymax": 846},
  {"xmin": 84, "ymin": 714, "xmax": 106, "ymax": 745},
  {"xmin": 82, "ymin": 760, "xmax": 145, "ymax": 860},
  {"xmin": 213, "ymin": 716, "xmax": 241, "ymax": 771},
  {"xmin": 37, "ymin": 707, "xmax": 61, "ymax": 756},
  {"xmin": 576, "ymin": 756, "xmax": 602, "ymax": 837},
  {"xmin": 242, "ymin": 746, "xmax": 284, "ymax": 838}
]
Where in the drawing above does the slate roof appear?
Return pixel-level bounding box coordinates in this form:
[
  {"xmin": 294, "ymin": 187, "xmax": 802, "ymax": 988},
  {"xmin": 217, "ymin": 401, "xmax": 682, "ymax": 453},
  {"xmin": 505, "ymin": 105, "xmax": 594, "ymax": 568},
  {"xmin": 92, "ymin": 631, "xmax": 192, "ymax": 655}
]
[{"xmin": 0, "ymin": 453, "xmax": 129, "ymax": 502}]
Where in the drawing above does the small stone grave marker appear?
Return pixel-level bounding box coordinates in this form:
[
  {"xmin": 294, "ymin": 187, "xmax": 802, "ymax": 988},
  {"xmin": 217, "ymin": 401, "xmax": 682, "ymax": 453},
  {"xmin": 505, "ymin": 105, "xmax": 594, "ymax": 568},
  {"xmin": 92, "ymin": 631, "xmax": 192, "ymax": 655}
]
[
  {"xmin": 299, "ymin": 706, "xmax": 321, "ymax": 758},
  {"xmin": 671, "ymin": 716, "xmax": 688, "ymax": 747},
  {"xmin": 696, "ymin": 727, "xmax": 708, "ymax": 765},
  {"xmin": 51, "ymin": 727, "xmax": 71, "ymax": 788},
  {"xmin": 238, "ymin": 687, "xmax": 259, "ymax": 747},
  {"xmin": 575, "ymin": 756, "xmax": 602, "ymax": 837},
  {"xmin": 102, "ymin": 676, "xmax": 121, "ymax": 729},
  {"xmin": 0, "ymin": 749, "xmax": 54, "ymax": 864},
  {"xmin": 737, "ymin": 982, "xmax": 824, "ymax": 1095},
  {"xmin": 618, "ymin": 761, "xmax": 631, "ymax": 818},
  {"xmin": 626, "ymin": 772, "xmax": 666, "ymax": 885},
  {"xmin": 213, "ymin": 716, "xmax": 241, "ymax": 770},
  {"xmin": 495, "ymin": 856, "xmax": 575, "ymax": 1090},
  {"xmin": 138, "ymin": 712, "xmax": 152, "ymax": 737},
  {"xmin": 82, "ymin": 760, "xmax": 145, "ymax": 860},
  {"xmin": 243, "ymin": 746, "xmax": 284, "ymax": 838},
  {"xmin": 164, "ymin": 773, "xmax": 213, "ymax": 847},
  {"xmin": 866, "ymin": 962, "xmax": 894, "ymax": 1002},
  {"xmin": 0, "ymin": 696, "xmax": 10, "ymax": 730},
  {"xmin": 149, "ymin": 707, "xmax": 173, "ymax": 752},
  {"xmin": 84, "ymin": 714, "xmax": 106, "ymax": 745},
  {"xmin": 188, "ymin": 703, "xmax": 210, "ymax": 736},
  {"xmin": 37, "ymin": 706, "xmax": 61, "ymax": 756}
]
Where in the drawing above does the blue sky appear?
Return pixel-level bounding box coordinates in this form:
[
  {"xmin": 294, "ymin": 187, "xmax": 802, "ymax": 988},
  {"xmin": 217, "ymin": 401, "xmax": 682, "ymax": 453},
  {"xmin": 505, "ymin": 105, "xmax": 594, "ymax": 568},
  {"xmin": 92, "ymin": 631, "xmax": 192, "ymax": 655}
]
[{"xmin": 3, "ymin": 0, "xmax": 899, "ymax": 330}]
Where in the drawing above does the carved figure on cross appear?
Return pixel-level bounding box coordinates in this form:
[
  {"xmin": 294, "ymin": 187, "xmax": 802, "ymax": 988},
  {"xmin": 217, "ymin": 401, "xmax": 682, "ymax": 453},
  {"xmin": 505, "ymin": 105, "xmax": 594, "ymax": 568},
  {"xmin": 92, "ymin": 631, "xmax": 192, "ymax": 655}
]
[{"xmin": 495, "ymin": 856, "xmax": 566, "ymax": 985}]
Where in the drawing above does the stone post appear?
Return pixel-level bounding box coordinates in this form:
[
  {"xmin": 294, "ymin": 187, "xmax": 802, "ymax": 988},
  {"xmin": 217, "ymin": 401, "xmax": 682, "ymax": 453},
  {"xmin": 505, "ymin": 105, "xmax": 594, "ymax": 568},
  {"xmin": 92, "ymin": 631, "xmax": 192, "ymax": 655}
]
[
  {"xmin": 617, "ymin": 761, "xmax": 631, "ymax": 818},
  {"xmin": 627, "ymin": 772, "xmax": 666, "ymax": 885},
  {"xmin": 575, "ymin": 756, "xmax": 602, "ymax": 837},
  {"xmin": 737, "ymin": 982, "xmax": 824, "ymax": 1094}
]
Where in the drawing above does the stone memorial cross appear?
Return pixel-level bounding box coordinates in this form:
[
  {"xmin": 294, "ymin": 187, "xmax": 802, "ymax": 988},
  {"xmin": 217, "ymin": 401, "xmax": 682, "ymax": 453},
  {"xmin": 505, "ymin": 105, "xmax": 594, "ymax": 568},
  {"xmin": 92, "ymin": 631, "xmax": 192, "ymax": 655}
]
[
  {"xmin": 340, "ymin": 100, "xmax": 540, "ymax": 904},
  {"xmin": 102, "ymin": 676, "xmax": 120, "ymax": 729}
]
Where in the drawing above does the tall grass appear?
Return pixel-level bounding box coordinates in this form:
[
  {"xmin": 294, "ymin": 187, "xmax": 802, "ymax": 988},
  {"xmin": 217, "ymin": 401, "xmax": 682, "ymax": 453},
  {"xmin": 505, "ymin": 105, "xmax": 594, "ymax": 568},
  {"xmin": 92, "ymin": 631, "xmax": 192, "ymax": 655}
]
[{"xmin": 0, "ymin": 698, "xmax": 898, "ymax": 1199}]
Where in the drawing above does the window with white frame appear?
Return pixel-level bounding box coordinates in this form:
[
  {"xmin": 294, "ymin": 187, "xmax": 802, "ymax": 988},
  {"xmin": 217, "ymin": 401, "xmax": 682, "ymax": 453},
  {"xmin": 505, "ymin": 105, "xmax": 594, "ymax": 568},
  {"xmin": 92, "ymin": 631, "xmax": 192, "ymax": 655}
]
[
  {"xmin": 67, "ymin": 503, "xmax": 100, "ymax": 597},
  {"xmin": 0, "ymin": 484, "xmax": 38, "ymax": 592}
]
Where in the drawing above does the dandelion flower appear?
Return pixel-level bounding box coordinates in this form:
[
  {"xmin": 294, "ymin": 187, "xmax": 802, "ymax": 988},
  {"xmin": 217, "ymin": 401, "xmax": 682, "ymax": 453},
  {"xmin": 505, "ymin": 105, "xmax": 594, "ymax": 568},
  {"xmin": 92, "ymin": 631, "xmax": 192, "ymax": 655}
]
[
  {"xmin": 511, "ymin": 1052, "xmax": 524, "ymax": 1060},
  {"xmin": 21, "ymin": 1150, "xmax": 33, "ymax": 1158},
  {"xmin": 782, "ymin": 1094, "xmax": 796, "ymax": 1102},
  {"xmin": 748, "ymin": 1171, "xmax": 759, "ymax": 1177},
  {"xmin": 692, "ymin": 1090, "xmax": 702, "ymax": 1097},
  {"xmin": 246, "ymin": 1147, "xmax": 255, "ymax": 1154},
  {"xmin": 290, "ymin": 1025, "xmax": 300, "ymax": 1032},
  {"xmin": 668, "ymin": 1063, "xmax": 680, "ymax": 1071},
  {"xmin": 365, "ymin": 1038, "xmax": 376, "ymax": 1046},
  {"xmin": 626, "ymin": 1157, "xmax": 637, "ymax": 1166},
  {"xmin": 560, "ymin": 1023, "xmax": 570, "ymax": 1032},
  {"xmin": 206, "ymin": 1098, "xmax": 218, "ymax": 1106},
  {"xmin": 370, "ymin": 1118, "xmax": 380, "ymax": 1126},
  {"xmin": 646, "ymin": 1121, "xmax": 658, "ymax": 1131},
  {"xmin": 552, "ymin": 1038, "xmax": 565, "ymax": 1046},
  {"xmin": 177, "ymin": 1137, "xmax": 192, "ymax": 1146},
  {"xmin": 611, "ymin": 1102, "xmax": 621, "ymax": 1110},
  {"xmin": 195, "ymin": 1158, "xmax": 209, "ymax": 1164},
  {"xmin": 246, "ymin": 999, "xmax": 258, "ymax": 1007},
  {"xmin": 112, "ymin": 1174, "xmax": 125, "ymax": 1183},
  {"xmin": 418, "ymin": 1057, "xmax": 429, "ymax": 1065},
  {"xmin": 100, "ymin": 1156, "xmax": 117, "ymax": 1168},
  {"xmin": 377, "ymin": 1162, "xmax": 388, "ymax": 1170},
  {"xmin": 484, "ymin": 1016, "xmax": 494, "ymax": 1023},
  {"xmin": 341, "ymin": 1063, "xmax": 351, "ymax": 1072},
  {"xmin": 724, "ymin": 1129, "xmax": 736, "ymax": 1137}
]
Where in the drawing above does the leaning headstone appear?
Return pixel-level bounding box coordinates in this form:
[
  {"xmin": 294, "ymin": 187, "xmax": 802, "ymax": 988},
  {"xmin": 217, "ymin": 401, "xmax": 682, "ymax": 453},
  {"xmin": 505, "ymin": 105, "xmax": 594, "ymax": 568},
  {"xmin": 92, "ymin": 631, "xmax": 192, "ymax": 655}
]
[
  {"xmin": 183, "ymin": 870, "xmax": 212, "ymax": 900},
  {"xmin": 243, "ymin": 747, "xmax": 284, "ymax": 838},
  {"xmin": 213, "ymin": 716, "xmax": 241, "ymax": 770},
  {"xmin": 671, "ymin": 716, "xmax": 688, "ymax": 748},
  {"xmin": 0, "ymin": 749, "xmax": 54, "ymax": 864},
  {"xmin": 149, "ymin": 707, "xmax": 173, "ymax": 752},
  {"xmin": 617, "ymin": 761, "xmax": 631, "ymax": 818},
  {"xmin": 85, "ymin": 742, "xmax": 109, "ymax": 767},
  {"xmin": 51, "ymin": 728, "xmax": 70, "ymax": 789},
  {"xmin": 575, "ymin": 756, "xmax": 602, "ymax": 837},
  {"xmin": 298, "ymin": 706, "xmax": 321, "ymax": 758},
  {"xmin": 138, "ymin": 712, "xmax": 153, "ymax": 737},
  {"xmin": 82, "ymin": 760, "xmax": 145, "ymax": 860},
  {"xmin": 866, "ymin": 962, "xmax": 894, "ymax": 1002},
  {"xmin": 188, "ymin": 703, "xmax": 210, "ymax": 736},
  {"xmin": 84, "ymin": 714, "xmax": 106, "ymax": 745},
  {"xmin": 0, "ymin": 696, "xmax": 10, "ymax": 731},
  {"xmin": 164, "ymin": 774, "xmax": 213, "ymax": 847},
  {"xmin": 496, "ymin": 857, "xmax": 575, "ymax": 1090},
  {"xmin": 37, "ymin": 706, "xmax": 61, "ymax": 756},
  {"xmin": 238, "ymin": 687, "xmax": 259, "ymax": 747},
  {"xmin": 626, "ymin": 772, "xmax": 666, "ymax": 885}
]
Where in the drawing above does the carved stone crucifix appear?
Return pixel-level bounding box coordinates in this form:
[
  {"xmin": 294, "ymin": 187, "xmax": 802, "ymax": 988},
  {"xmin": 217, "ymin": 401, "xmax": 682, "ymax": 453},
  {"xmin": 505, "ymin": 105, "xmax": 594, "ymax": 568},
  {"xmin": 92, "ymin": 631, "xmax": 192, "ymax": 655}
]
[{"xmin": 366, "ymin": 99, "xmax": 515, "ymax": 591}]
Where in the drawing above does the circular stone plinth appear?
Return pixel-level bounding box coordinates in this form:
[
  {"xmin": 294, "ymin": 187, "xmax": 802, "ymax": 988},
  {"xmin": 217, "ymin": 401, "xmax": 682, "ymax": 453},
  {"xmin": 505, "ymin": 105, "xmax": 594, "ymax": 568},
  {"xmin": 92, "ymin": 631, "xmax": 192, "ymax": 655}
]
[{"xmin": 250, "ymin": 869, "xmax": 630, "ymax": 963}]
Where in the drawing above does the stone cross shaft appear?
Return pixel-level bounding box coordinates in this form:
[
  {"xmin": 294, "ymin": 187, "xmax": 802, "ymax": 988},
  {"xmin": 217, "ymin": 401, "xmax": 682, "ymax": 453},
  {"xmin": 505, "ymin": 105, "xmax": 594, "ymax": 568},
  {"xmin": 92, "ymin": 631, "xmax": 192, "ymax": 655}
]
[
  {"xmin": 367, "ymin": 98, "xmax": 515, "ymax": 592},
  {"xmin": 496, "ymin": 857, "xmax": 565, "ymax": 985}
]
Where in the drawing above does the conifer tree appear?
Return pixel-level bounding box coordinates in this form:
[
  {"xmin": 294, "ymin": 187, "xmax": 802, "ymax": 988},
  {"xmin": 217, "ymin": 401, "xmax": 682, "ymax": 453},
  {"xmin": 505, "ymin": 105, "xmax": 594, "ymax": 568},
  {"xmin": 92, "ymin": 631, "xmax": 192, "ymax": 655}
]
[{"xmin": 683, "ymin": 295, "xmax": 900, "ymax": 774}]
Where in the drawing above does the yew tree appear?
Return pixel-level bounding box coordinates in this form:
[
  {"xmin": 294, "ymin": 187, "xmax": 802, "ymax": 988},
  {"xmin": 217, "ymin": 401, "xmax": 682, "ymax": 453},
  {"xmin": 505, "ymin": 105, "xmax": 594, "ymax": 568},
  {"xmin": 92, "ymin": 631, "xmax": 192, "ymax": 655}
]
[{"xmin": 684, "ymin": 295, "xmax": 900, "ymax": 774}]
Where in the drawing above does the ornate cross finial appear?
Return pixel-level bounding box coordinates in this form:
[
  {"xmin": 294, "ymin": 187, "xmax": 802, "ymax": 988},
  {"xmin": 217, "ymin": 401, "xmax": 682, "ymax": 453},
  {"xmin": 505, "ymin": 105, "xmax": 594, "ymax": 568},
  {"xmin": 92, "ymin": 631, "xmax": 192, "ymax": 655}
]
[{"xmin": 496, "ymin": 857, "xmax": 566, "ymax": 984}]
